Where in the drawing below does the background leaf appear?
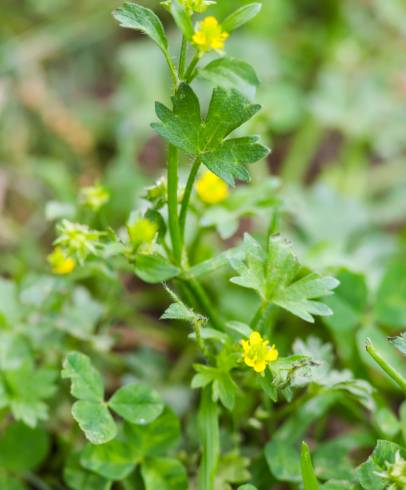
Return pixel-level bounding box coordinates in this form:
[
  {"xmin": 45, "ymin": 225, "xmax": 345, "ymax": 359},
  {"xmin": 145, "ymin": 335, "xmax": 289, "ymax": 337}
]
[{"xmin": 222, "ymin": 3, "xmax": 262, "ymax": 32}]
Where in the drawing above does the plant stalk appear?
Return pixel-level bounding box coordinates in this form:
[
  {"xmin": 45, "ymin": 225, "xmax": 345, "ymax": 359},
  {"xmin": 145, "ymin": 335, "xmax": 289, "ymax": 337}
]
[
  {"xmin": 167, "ymin": 144, "xmax": 183, "ymax": 265},
  {"xmin": 179, "ymin": 157, "xmax": 201, "ymax": 239},
  {"xmin": 198, "ymin": 387, "xmax": 219, "ymax": 490},
  {"xmin": 184, "ymin": 52, "xmax": 200, "ymax": 82},
  {"xmin": 187, "ymin": 279, "xmax": 225, "ymax": 331},
  {"xmin": 365, "ymin": 338, "xmax": 406, "ymax": 392},
  {"xmin": 178, "ymin": 35, "xmax": 188, "ymax": 79}
]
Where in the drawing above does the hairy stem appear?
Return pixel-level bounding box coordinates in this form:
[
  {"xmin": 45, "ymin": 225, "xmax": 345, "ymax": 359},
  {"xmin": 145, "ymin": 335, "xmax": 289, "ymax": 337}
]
[
  {"xmin": 184, "ymin": 53, "xmax": 200, "ymax": 82},
  {"xmin": 178, "ymin": 35, "xmax": 188, "ymax": 79},
  {"xmin": 167, "ymin": 145, "xmax": 183, "ymax": 264},
  {"xmin": 250, "ymin": 300, "xmax": 267, "ymax": 330},
  {"xmin": 187, "ymin": 279, "xmax": 225, "ymax": 331},
  {"xmin": 365, "ymin": 338, "xmax": 406, "ymax": 392},
  {"xmin": 163, "ymin": 50, "xmax": 179, "ymax": 88},
  {"xmin": 179, "ymin": 158, "xmax": 201, "ymax": 239}
]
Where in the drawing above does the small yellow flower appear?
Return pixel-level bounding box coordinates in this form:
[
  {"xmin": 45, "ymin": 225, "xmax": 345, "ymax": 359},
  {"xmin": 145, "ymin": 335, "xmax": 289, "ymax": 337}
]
[
  {"xmin": 192, "ymin": 16, "xmax": 229, "ymax": 53},
  {"xmin": 127, "ymin": 218, "xmax": 158, "ymax": 247},
  {"xmin": 241, "ymin": 331, "xmax": 278, "ymax": 374},
  {"xmin": 79, "ymin": 183, "xmax": 109, "ymax": 211},
  {"xmin": 47, "ymin": 247, "xmax": 76, "ymax": 275},
  {"xmin": 196, "ymin": 170, "xmax": 229, "ymax": 204}
]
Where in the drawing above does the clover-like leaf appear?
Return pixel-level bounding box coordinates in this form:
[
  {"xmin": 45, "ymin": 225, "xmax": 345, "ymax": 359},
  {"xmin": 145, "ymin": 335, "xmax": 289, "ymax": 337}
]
[
  {"xmin": 108, "ymin": 384, "xmax": 164, "ymax": 425},
  {"xmin": 62, "ymin": 352, "xmax": 117, "ymax": 445},
  {"xmin": 152, "ymin": 84, "xmax": 269, "ymax": 185},
  {"xmin": 71, "ymin": 401, "xmax": 117, "ymax": 446}
]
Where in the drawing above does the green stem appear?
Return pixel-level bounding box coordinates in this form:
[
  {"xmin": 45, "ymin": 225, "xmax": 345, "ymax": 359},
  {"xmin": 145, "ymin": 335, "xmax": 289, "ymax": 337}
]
[
  {"xmin": 187, "ymin": 279, "xmax": 225, "ymax": 331},
  {"xmin": 167, "ymin": 145, "xmax": 183, "ymax": 264},
  {"xmin": 178, "ymin": 35, "xmax": 188, "ymax": 79},
  {"xmin": 365, "ymin": 338, "xmax": 406, "ymax": 392},
  {"xmin": 163, "ymin": 50, "xmax": 179, "ymax": 89},
  {"xmin": 250, "ymin": 301, "xmax": 267, "ymax": 330},
  {"xmin": 179, "ymin": 158, "xmax": 201, "ymax": 239},
  {"xmin": 198, "ymin": 388, "xmax": 219, "ymax": 490},
  {"xmin": 184, "ymin": 52, "xmax": 200, "ymax": 82}
]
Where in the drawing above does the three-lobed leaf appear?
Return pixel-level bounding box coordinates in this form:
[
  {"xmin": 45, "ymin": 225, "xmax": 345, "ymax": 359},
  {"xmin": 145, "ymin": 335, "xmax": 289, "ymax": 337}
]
[
  {"xmin": 230, "ymin": 234, "xmax": 339, "ymax": 322},
  {"xmin": 152, "ymin": 84, "xmax": 269, "ymax": 185},
  {"xmin": 62, "ymin": 352, "xmax": 165, "ymax": 444}
]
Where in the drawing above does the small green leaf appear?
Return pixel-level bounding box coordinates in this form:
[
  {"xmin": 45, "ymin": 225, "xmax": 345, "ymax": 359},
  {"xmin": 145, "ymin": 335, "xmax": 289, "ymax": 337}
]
[
  {"xmin": 301, "ymin": 442, "xmax": 320, "ymax": 490},
  {"xmin": 222, "ymin": 3, "xmax": 262, "ymax": 32},
  {"xmin": 113, "ymin": 2, "xmax": 168, "ymax": 53},
  {"xmin": 72, "ymin": 400, "xmax": 117, "ymax": 445},
  {"xmin": 388, "ymin": 332, "xmax": 406, "ymax": 356},
  {"xmin": 135, "ymin": 254, "xmax": 180, "ymax": 283},
  {"xmin": 238, "ymin": 486, "xmax": 257, "ymax": 490},
  {"xmin": 62, "ymin": 351, "xmax": 104, "ymax": 402},
  {"xmin": 141, "ymin": 458, "xmax": 188, "ymax": 490},
  {"xmin": 109, "ymin": 384, "xmax": 164, "ymax": 425},
  {"xmin": 80, "ymin": 441, "xmax": 135, "ymax": 480}
]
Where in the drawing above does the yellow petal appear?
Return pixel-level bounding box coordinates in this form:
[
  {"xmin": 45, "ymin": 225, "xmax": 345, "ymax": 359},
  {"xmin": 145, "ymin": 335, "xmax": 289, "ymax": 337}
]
[
  {"xmin": 249, "ymin": 331, "xmax": 262, "ymax": 344},
  {"xmin": 266, "ymin": 345, "xmax": 279, "ymax": 362},
  {"xmin": 244, "ymin": 355, "xmax": 255, "ymax": 367},
  {"xmin": 253, "ymin": 360, "xmax": 266, "ymax": 373}
]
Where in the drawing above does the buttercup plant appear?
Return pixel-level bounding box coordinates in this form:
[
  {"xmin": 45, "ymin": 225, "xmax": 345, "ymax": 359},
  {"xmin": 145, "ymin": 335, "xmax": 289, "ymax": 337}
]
[{"xmin": 41, "ymin": 2, "xmax": 404, "ymax": 489}]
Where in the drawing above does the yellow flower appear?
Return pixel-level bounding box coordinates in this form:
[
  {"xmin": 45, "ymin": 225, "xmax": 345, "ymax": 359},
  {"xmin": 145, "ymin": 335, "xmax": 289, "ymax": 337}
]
[
  {"xmin": 47, "ymin": 247, "xmax": 76, "ymax": 275},
  {"xmin": 127, "ymin": 218, "xmax": 158, "ymax": 247},
  {"xmin": 196, "ymin": 170, "xmax": 229, "ymax": 204},
  {"xmin": 241, "ymin": 331, "xmax": 278, "ymax": 374},
  {"xmin": 192, "ymin": 16, "xmax": 229, "ymax": 53}
]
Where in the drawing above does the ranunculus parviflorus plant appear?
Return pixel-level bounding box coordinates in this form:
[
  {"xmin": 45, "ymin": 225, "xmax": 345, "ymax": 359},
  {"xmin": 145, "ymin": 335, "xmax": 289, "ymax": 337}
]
[{"xmin": 43, "ymin": 2, "xmax": 405, "ymax": 489}]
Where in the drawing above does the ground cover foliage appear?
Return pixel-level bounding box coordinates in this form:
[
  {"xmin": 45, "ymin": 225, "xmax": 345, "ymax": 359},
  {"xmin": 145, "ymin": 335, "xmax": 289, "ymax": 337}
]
[{"xmin": 0, "ymin": 0, "xmax": 406, "ymax": 489}]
